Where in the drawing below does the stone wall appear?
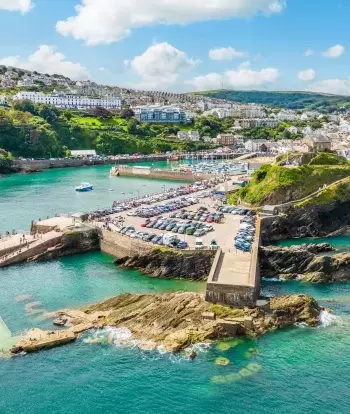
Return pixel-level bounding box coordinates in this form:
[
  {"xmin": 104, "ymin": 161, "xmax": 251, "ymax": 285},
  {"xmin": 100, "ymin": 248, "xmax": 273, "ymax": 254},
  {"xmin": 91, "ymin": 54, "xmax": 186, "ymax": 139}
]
[
  {"xmin": 0, "ymin": 235, "xmax": 62, "ymax": 267},
  {"xmin": 100, "ymin": 230, "xmax": 153, "ymax": 259},
  {"xmin": 205, "ymin": 284, "xmax": 257, "ymax": 308}
]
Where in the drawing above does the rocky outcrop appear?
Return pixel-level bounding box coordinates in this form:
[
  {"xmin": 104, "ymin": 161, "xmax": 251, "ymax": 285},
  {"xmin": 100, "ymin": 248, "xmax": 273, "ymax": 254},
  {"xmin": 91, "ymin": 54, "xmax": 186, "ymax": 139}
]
[
  {"xmin": 30, "ymin": 227, "xmax": 100, "ymax": 261},
  {"xmin": 11, "ymin": 292, "xmax": 324, "ymax": 355},
  {"xmin": 262, "ymin": 202, "xmax": 350, "ymax": 242},
  {"xmin": 259, "ymin": 244, "xmax": 350, "ymax": 283},
  {"xmin": 114, "ymin": 248, "xmax": 216, "ymax": 281}
]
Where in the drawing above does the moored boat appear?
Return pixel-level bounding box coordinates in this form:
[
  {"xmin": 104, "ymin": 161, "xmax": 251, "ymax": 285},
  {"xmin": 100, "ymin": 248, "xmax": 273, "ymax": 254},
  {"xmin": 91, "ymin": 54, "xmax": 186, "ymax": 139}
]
[{"xmin": 75, "ymin": 182, "xmax": 93, "ymax": 192}]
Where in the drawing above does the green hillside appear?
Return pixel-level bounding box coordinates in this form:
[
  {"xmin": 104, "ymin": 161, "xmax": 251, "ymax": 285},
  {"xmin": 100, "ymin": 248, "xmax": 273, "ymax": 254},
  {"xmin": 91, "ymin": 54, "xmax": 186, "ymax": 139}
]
[
  {"xmin": 196, "ymin": 90, "xmax": 350, "ymax": 110},
  {"xmin": 230, "ymin": 153, "xmax": 350, "ymax": 206},
  {"xmin": 0, "ymin": 102, "xmax": 216, "ymax": 160}
]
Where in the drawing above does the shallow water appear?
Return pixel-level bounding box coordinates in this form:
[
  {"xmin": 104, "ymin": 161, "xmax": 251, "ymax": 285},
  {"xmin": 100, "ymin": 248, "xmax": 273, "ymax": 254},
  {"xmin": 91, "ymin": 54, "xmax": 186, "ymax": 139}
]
[
  {"xmin": 1, "ymin": 165, "xmax": 350, "ymax": 413},
  {"xmin": 274, "ymin": 235, "xmax": 350, "ymax": 253}
]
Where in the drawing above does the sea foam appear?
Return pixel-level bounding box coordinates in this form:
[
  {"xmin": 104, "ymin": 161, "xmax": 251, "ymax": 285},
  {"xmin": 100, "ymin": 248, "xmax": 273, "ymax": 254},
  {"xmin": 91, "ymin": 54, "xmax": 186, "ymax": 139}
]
[{"xmin": 319, "ymin": 310, "xmax": 342, "ymax": 327}]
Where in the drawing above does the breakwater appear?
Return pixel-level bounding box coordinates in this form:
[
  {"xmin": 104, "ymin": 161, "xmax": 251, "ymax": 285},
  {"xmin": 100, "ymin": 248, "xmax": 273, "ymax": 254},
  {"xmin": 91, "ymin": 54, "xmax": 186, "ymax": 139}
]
[
  {"xmin": 110, "ymin": 165, "xmax": 212, "ymax": 182},
  {"xmin": 12, "ymin": 156, "xmax": 168, "ymax": 172}
]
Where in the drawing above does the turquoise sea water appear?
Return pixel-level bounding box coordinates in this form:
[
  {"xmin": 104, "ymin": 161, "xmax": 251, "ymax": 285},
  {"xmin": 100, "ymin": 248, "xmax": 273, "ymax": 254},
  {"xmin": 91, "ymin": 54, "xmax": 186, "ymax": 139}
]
[
  {"xmin": 0, "ymin": 165, "xmax": 350, "ymax": 413},
  {"xmin": 274, "ymin": 235, "xmax": 350, "ymax": 253}
]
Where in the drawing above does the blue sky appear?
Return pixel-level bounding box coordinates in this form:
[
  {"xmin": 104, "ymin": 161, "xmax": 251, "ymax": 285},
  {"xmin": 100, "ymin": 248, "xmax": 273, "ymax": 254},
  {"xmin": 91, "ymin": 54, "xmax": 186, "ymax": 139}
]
[{"xmin": 0, "ymin": 0, "xmax": 349, "ymax": 94}]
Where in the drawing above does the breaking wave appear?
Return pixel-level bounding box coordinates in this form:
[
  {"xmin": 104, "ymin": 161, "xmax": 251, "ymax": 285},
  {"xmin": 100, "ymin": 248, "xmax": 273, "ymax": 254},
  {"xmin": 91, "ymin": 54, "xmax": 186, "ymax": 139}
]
[{"xmin": 319, "ymin": 310, "xmax": 342, "ymax": 327}]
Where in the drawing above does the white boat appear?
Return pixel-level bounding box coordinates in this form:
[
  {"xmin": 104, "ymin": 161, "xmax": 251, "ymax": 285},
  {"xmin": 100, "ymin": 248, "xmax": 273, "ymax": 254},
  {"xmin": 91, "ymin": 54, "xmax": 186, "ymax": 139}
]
[{"xmin": 75, "ymin": 182, "xmax": 93, "ymax": 192}]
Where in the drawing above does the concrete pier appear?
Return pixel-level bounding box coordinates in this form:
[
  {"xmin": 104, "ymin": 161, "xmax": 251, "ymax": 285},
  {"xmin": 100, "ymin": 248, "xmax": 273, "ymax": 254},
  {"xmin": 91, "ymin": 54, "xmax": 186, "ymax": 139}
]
[{"xmin": 205, "ymin": 219, "xmax": 261, "ymax": 308}]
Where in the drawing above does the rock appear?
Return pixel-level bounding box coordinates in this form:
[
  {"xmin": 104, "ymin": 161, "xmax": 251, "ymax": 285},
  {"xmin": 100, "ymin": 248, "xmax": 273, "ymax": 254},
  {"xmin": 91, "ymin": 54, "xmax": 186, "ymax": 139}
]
[
  {"xmin": 269, "ymin": 294, "xmax": 321, "ymax": 326},
  {"xmin": 259, "ymin": 244, "xmax": 350, "ymax": 283},
  {"xmin": 11, "ymin": 328, "xmax": 76, "ymax": 354},
  {"xmin": 261, "ymin": 199, "xmax": 350, "ymax": 242},
  {"xmin": 11, "ymin": 292, "xmax": 326, "ymax": 356},
  {"xmin": 301, "ymin": 272, "xmax": 330, "ymax": 283},
  {"xmin": 114, "ymin": 249, "xmax": 215, "ymax": 281},
  {"xmin": 31, "ymin": 227, "xmax": 100, "ymax": 262},
  {"xmin": 53, "ymin": 317, "xmax": 68, "ymax": 326}
]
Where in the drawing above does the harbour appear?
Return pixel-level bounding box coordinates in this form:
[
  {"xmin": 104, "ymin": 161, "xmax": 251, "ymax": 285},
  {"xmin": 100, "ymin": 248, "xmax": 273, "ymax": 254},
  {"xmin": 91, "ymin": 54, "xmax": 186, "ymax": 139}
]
[{"xmin": 0, "ymin": 163, "xmax": 349, "ymax": 414}]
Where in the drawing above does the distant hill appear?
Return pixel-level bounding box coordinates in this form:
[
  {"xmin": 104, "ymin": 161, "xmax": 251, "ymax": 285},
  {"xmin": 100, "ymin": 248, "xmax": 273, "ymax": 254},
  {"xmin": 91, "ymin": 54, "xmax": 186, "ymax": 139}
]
[{"xmin": 195, "ymin": 90, "xmax": 350, "ymax": 110}]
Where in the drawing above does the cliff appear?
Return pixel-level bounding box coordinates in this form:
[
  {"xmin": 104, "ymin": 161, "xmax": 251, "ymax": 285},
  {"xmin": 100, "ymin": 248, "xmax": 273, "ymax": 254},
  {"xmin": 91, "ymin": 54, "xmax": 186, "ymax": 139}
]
[
  {"xmin": 262, "ymin": 177, "xmax": 350, "ymax": 242},
  {"xmin": 11, "ymin": 292, "xmax": 323, "ymax": 355},
  {"xmin": 114, "ymin": 248, "xmax": 216, "ymax": 281},
  {"xmin": 260, "ymin": 244, "xmax": 350, "ymax": 283}
]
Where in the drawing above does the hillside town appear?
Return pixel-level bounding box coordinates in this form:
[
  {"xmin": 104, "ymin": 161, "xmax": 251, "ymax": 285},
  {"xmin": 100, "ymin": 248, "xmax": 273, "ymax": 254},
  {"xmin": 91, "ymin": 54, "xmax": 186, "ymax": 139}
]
[{"xmin": 0, "ymin": 65, "xmax": 349, "ymax": 159}]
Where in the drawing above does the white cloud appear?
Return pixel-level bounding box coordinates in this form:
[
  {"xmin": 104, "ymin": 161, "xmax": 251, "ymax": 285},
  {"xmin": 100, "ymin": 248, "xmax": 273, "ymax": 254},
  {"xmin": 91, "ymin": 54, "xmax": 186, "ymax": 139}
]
[
  {"xmin": 129, "ymin": 42, "xmax": 197, "ymax": 89},
  {"xmin": 0, "ymin": 45, "xmax": 90, "ymax": 80},
  {"xmin": 304, "ymin": 49, "xmax": 314, "ymax": 57},
  {"xmin": 98, "ymin": 67, "xmax": 105, "ymax": 71},
  {"xmin": 186, "ymin": 73, "xmax": 224, "ymax": 91},
  {"xmin": 56, "ymin": 0, "xmax": 287, "ymax": 45},
  {"xmin": 322, "ymin": 44, "xmax": 345, "ymax": 58},
  {"xmin": 307, "ymin": 79, "xmax": 350, "ymax": 96},
  {"xmin": 209, "ymin": 47, "xmax": 247, "ymax": 60},
  {"xmin": 186, "ymin": 61, "xmax": 279, "ymax": 91},
  {"xmin": 0, "ymin": 0, "xmax": 33, "ymax": 13},
  {"xmin": 298, "ymin": 68, "xmax": 316, "ymax": 81}
]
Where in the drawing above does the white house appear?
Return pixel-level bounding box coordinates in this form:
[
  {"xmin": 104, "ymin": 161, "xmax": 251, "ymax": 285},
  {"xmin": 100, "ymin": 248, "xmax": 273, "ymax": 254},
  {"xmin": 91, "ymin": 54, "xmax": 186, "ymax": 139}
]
[
  {"xmin": 287, "ymin": 126, "xmax": 298, "ymax": 134},
  {"xmin": 302, "ymin": 126, "xmax": 313, "ymax": 136},
  {"xmin": 245, "ymin": 139, "xmax": 270, "ymax": 152},
  {"xmin": 176, "ymin": 130, "xmax": 200, "ymax": 141},
  {"xmin": 13, "ymin": 91, "xmax": 122, "ymax": 110}
]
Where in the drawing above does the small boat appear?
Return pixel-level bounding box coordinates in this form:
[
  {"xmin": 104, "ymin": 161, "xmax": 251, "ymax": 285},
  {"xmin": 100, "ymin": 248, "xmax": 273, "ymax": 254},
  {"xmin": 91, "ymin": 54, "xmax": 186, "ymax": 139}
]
[{"xmin": 75, "ymin": 182, "xmax": 93, "ymax": 192}]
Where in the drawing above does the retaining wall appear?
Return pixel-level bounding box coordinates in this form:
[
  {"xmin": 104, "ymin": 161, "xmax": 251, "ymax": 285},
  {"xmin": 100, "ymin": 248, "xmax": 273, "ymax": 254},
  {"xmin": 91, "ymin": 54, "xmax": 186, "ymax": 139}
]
[
  {"xmin": 0, "ymin": 235, "xmax": 62, "ymax": 267},
  {"xmin": 100, "ymin": 230, "xmax": 153, "ymax": 259}
]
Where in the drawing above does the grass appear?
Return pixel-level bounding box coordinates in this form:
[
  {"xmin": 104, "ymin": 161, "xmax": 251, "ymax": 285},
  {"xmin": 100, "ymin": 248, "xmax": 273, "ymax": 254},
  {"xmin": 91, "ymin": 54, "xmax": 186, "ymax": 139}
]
[
  {"xmin": 231, "ymin": 164, "xmax": 350, "ymax": 206},
  {"xmin": 295, "ymin": 176, "xmax": 350, "ymax": 207}
]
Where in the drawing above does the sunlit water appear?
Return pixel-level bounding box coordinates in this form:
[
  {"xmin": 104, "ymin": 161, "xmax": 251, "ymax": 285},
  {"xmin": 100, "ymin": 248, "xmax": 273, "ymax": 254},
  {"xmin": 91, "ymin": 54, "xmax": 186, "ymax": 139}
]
[{"xmin": 0, "ymin": 165, "xmax": 350, "ymax": 413}]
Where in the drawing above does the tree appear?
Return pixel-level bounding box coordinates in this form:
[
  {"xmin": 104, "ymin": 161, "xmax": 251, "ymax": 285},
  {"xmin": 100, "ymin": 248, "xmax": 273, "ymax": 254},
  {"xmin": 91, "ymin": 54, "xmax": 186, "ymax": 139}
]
[
  {"xmin": 0, "ymin": 149, "xmax": 13, "ymax": 173},
  {"xmin": 92, "ymin": 106, "xmax": 112, "ymax": 119},
  {"xmin": 12, "ymin": 99, "xmax": 37, "ymax": 115},
  {"xmin": 62, "ymin": 111, "xmax": 73, "ymax": 121},
  {"xmin": 120, "ymin": 108, "xmax": 135, "ymax": 119},
  {"xmin": 37, "ymin": 104, "xmax": 60, "ymax": 123}
]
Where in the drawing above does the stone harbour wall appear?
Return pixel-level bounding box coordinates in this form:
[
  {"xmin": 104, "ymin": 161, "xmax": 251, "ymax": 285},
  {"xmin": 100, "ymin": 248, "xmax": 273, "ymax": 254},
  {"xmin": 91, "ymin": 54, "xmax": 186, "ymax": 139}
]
[{"xmin": 100, "ymin": 230, "xmax": 153, "ymax": 259}]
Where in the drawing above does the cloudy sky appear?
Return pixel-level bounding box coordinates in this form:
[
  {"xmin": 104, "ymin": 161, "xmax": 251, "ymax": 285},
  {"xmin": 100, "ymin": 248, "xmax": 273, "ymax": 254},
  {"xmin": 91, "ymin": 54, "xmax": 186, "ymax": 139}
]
[{"xmin": 0, "ymin": 0, "xmax": 349, "ymax": 94}]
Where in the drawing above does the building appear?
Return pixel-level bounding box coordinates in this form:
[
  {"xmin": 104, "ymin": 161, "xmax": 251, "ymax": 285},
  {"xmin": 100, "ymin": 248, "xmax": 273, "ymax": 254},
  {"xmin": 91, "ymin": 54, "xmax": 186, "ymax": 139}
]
[
  {"xmin": 13, "ymin": 91, "xmax": 122, "ymax": 109},
  {"xmin": 176, "ymin": 130, "xmax": 200, "ymax": 141},
  {"xmin": 216, "ymin": 134, "xmax": 237, "ymax": 146},
  {"xmin": 301, "ymin": 135, "xmax": 332, "ymax": 152},
  {"xmin": 236, "ymin": 118, "xmax": 279, "ymax": 128},
  {"xmin": 70, "ymin": 149, "xmax": 97, "ymax": 157},
  {"xmin": 276, "ymin": 110, "xmax": 298, "ymax": 121},
  {"xmin": 287, "ymin": 126, "xmax": 298, "ymax": 134},
  {"xmin": 245, "ymin": 139, "xmax": 270, "ymax": 152},
  {"xmin": 133, "ymin": 106, "xmax": 187, "ymax": 123},
  {"xmin": 0, "ymin": 95, "xmax": 8, "ymax": 106},
  {"xmin": 232, "ymin": 105, "xmax": 266, "ymax": 119},
  {"xmin": 302, "ymin": 126, "xmax": 313, "ymax": 136},
  {"xmin": 203, "ymin": 136, "xmax": 215, "ymax": 143}
]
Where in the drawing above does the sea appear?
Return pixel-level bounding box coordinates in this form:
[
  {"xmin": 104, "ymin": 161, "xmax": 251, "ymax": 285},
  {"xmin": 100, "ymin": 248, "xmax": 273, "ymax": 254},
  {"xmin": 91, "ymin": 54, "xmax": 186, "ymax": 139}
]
[{"xmin": 0, "ymin": 163, "xmax": 350, "ymax": 414}]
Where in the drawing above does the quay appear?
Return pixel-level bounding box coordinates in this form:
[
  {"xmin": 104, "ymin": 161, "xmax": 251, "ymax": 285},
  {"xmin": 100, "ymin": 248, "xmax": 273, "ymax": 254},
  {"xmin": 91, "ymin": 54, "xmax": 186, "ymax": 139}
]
[{"xmin": 0, "ymin": 176, "xmax": 261, "ymax": 308}]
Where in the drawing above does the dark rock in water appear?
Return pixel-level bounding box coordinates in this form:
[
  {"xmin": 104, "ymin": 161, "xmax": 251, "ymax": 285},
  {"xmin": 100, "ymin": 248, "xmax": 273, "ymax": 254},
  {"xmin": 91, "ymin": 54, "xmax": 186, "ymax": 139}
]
[
  {"xmin": 259, "ymin": 244, "xmax": 350, "ymax": 283},
  {"xmin": 53, "ymin": 317, "xmax": 68, "ymax": 326},
  {"xmin": 114, "ymin": 248, "xmax": 216, "ymax": 281}
]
